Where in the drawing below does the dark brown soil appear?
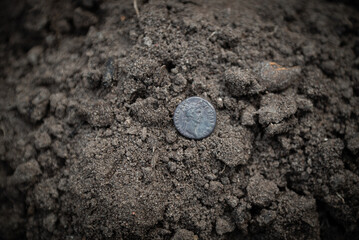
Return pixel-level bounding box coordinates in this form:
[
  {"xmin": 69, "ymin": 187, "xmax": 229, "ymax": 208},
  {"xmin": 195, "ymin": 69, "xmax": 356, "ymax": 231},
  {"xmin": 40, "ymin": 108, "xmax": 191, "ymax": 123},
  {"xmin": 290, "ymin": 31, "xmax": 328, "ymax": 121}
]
[{"xmin": 1, "ymin": 0, "xmax": 359, "ymax": 239}]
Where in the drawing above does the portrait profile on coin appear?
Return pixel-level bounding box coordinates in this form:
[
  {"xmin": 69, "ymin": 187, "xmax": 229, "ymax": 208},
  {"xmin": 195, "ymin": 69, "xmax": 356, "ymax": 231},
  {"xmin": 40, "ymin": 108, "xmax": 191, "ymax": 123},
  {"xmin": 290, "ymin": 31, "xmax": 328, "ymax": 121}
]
[{"xmin": 174, "ymin": 97, "xmax": 216, "ymax": 139}]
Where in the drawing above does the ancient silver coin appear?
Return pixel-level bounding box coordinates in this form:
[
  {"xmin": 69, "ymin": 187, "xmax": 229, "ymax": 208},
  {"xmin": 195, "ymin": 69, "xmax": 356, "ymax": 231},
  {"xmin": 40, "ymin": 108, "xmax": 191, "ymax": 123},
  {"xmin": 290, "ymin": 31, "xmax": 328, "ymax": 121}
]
[{"xmin": 174, "ymin": 96, "xmax": 216, "ymax": 139}]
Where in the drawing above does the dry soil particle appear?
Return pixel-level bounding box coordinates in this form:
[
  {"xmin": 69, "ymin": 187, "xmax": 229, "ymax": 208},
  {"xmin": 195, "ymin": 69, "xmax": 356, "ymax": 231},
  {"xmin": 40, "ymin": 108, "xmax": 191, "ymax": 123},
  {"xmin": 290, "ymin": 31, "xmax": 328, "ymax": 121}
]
[
  {"xmin": 7, "ymin": 160, "xmax": 42, "ymax": 186},
  {"xmin": 16, "ymin": 87, "xmax": 51, "ymax": 123},
  {"xmin": 258, "ymin": 92, "xmax": 298, "ymax": 125},
  {"xmin": 1, "ymin": 0, "xmax": 359, "ymax": 239},
  {"xmin": 216, "ymin": 216, "xmax": 236, "ymax": 236},
  {"xmin": 249, "ymin": 190, "xmax": 320, "ymax": 240},
  {"xmin": 81, "ymin": 99, "xmax": 115, "ymax": 127},
  {"xmin": 246, "ymin": 173, "xmax": 279, "ymax": 208},
  {"xmin": 171, "ymin": 228, "xmax": 196, "ymax": 240},
  {"xmin": 214, "ymin": 123, "xmax": 253, "ymax": 167},
  {"xmin": 224, "ymin": 67, "xmax": 263, "ymax": 96}
]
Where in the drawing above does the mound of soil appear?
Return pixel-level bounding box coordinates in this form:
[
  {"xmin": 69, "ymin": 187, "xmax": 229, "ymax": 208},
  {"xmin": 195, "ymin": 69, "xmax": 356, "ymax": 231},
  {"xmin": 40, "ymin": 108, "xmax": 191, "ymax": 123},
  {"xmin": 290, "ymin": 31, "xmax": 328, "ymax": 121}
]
[{"xmin": 1, "ymin": 0, "xmax": 359, "ymax": 239}]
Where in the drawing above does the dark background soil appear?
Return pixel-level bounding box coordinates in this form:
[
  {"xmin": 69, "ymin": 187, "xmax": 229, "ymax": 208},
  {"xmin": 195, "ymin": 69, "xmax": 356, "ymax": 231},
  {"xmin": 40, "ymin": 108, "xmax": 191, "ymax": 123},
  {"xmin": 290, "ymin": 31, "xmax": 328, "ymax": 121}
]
[{"xmin": 1, "ymin": 0, "xmax": 359, "ymax": 239}]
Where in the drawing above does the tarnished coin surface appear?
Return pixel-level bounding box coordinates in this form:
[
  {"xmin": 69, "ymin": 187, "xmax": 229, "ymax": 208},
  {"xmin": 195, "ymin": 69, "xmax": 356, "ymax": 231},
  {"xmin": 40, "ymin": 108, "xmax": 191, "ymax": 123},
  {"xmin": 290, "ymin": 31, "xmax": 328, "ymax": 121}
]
[{"xmin": 174, "ymin": 97, "xmax": 216, "ymax": 139}]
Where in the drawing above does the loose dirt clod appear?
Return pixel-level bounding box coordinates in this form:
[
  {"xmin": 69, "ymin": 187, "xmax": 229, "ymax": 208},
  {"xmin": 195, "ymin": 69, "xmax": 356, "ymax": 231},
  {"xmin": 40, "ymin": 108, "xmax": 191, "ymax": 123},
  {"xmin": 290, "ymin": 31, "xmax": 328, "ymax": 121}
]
[
  {"xmin": 347, "ymin": 133, "xmax": 359, "ymax": 154},
  {"xmin": 215, "ymin": 125, "xmax": 253, "ymax": 167},
  {"xmin": 73, "ymin": 7, "xmax": 98, "ymax": 29},
  {"xmin": 258, "ymin": 93, "xmax": 297, "ymax": 125},
  {"xmin": 171, "ymin": 229, "xmax": 195, "ymax": 240},
  {"xmin": 216, "ymin": 216, "xmax": 236, "ymax": 235},
  {"xmin": 241, "ymin": 105, "xmax": 256, "ymax": 126},
  {"xmin": 247, "ymin": 173, "xmax": 279, "ymax": 208},
  {"xmin": 7, "ymin": 160, "xmax": 42, "ymax": 185},
  {"xmin": 34, "ymin": 131, "xmax": 52, "ymax": 149},
  {"xmin": 224, "ymin": 67, "xmax": 263, "ymax": 96}
]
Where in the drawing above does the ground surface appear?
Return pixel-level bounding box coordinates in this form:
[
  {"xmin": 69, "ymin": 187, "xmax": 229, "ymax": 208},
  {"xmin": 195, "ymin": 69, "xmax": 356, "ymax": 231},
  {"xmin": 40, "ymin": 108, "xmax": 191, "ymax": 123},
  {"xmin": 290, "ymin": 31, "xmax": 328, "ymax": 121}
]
[{"xmin": 1, "ymin": 0, "xmax": 359, "ymax": 239}]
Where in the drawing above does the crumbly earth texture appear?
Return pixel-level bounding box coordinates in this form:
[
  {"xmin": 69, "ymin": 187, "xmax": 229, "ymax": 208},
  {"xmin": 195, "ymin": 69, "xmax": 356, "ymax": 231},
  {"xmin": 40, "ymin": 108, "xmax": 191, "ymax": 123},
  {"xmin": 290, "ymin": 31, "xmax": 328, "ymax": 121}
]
[{"xmin": 1, "ymin": 0, "xmax": 359, "ymax": 239}]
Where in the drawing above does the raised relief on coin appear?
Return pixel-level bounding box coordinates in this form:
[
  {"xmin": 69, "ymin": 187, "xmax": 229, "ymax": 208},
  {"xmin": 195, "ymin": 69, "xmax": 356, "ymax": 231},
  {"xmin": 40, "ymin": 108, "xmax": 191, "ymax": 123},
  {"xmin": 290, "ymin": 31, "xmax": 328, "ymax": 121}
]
[{"xmin": 174, "ymin": 97, "xmax": 216, "ymax": 139}]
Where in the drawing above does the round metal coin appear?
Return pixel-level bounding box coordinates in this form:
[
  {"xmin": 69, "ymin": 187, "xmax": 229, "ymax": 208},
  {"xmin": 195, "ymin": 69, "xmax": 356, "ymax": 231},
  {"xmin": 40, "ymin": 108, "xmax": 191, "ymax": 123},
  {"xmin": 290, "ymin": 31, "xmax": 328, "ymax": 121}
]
[{"xmin": 173, "ymin": 96, "xmax": 216, "ymax": 139}]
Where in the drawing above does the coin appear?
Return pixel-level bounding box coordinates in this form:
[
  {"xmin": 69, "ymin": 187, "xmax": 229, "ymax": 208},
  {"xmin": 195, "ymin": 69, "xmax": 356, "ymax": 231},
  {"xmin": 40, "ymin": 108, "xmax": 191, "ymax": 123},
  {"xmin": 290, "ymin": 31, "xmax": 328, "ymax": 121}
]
[{"xmin": 173, "ymin": 97, "xmax": 216, "ymax": 139}]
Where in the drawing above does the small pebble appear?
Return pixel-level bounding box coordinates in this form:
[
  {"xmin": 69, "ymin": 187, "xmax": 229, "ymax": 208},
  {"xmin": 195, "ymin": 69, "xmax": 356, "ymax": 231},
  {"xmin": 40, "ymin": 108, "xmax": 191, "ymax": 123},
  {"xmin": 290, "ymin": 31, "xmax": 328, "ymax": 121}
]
[
  {"xmin": 256, "ymin": 61, "xmax": 301, "ymax": 92},
  {"xmin": 102, "ymin": 58, "xmax": 115, "ymax": 88},
  {"xmin": 216, "ymin": 97, "xmax": 224, "ymax": 109}
]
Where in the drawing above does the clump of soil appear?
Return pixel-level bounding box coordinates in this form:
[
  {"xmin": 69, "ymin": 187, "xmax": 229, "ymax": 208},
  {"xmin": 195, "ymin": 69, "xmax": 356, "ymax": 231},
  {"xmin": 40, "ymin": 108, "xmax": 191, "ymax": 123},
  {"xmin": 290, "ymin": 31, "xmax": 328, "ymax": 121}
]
[{"xmin": 1, "ymin": 0, "xmax": 359, "ymax": 239}]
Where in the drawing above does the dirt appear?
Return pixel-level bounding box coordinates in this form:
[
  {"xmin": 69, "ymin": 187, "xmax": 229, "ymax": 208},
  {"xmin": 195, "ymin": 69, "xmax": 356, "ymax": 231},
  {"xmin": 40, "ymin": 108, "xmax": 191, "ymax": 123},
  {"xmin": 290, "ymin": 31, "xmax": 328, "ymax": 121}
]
[{"xmin": 1, "ymin": 0, "xmax": 359, "ymax": 239}]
